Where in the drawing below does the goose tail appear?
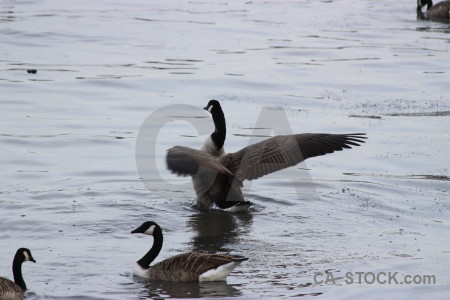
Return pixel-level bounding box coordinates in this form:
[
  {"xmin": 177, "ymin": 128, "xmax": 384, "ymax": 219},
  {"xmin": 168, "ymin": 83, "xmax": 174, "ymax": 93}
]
[{"xmin": 199, "ymin": 257, "xmax": 248, "ymax": 281}]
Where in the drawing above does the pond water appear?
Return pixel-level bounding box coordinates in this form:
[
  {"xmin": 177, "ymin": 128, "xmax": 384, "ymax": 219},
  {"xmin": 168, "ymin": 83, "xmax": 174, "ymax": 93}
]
[{"xmin": 1, "ymin": 0, "xmax": 449, "ymax": 299}]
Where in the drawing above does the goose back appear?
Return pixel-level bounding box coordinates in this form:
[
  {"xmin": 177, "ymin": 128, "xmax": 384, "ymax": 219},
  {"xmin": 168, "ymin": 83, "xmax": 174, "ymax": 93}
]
[
  {"xmin": 429, "ymin": 0, "xmax": 450, "ymax": 18},
  {"xmin": 418, "ymin": 0, "xmax": 450, "ymax": 19},
  {"xmin": 138, "ymin": 252, "xmax": 244, "ymax": 282},
  {"xmin": 0, "ymin": 278, "xmax": 23, "ymax": 300}
]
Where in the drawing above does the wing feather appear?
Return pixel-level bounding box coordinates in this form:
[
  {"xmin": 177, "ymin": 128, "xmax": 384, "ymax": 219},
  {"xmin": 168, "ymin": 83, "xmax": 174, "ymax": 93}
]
[
  {"xmin": 0, "ymin": 278, "xmax": 23, "ymax": 298},
  {"xmin": 224, "ymin": 133, "xmax": 366, "ymax": 181},
  {"xmin": 150, "ymin": 253, "xmax": 239, "ymax": 281},
  {"xmin": 166, "ymin": 146, "xmax": 233, "ymax": 177}
]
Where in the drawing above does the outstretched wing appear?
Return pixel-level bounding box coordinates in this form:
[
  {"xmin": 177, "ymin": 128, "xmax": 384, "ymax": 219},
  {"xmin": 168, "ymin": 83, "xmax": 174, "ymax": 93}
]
[
  {"xmin": 223, "ymin": 133, "xmax": 366, "ymax": 181},
  {"xmin": 166, "ymin": 146, "xmax": 233, "ymax": 177}
]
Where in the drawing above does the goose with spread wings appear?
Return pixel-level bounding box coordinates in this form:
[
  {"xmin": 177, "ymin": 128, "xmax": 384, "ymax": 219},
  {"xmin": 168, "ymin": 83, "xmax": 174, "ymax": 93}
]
[{"xmin": 166, "ymin": 100, "xmax": 366, "ymax": 210}]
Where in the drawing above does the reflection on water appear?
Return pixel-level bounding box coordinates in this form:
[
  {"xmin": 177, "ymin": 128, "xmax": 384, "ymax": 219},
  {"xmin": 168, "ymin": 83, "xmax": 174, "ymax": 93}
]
[
  {"xmin": 187, "ymin": 210, "xmax": 253, "ymax": 253},
  {"xmin": 135, "ymin": 277, "xmax": 242, "ymax": 298}
]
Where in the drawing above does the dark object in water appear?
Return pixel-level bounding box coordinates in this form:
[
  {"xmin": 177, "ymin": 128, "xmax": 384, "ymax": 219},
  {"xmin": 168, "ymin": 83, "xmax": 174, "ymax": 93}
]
[
  {"xmin": 417, "ymin": 0, "xmax": 450, "ymax": 20},
  {"xmin": 27, "ymin": 69, "xmax": 37, "ymax": 74}
]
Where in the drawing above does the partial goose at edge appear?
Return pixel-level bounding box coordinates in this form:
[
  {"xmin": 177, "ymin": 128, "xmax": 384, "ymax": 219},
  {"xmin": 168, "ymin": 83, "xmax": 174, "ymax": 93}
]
[
  {"xmin": 417, "ymin": 0, "xmax": 450, "ymax": 20},
  {"xmin": 0, "ymin": 248, "xmax": 36, "ymax": 300}
]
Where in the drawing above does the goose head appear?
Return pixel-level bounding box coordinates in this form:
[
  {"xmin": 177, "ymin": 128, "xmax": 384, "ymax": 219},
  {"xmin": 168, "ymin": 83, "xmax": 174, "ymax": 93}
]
[
  {"xmin": 417, "ymin": 0, "xmax": 433, "ymax": 10},
  {"xmin": 203, "ymin": 99, "xmax": 221, "ymax": 114},
  {"xmin": 17, "ymin": 248, "xmax": 36, "ymax": 264},
  {"xmin": 131, "ymin": 221, "xmax": 161, "ymax": 236}
]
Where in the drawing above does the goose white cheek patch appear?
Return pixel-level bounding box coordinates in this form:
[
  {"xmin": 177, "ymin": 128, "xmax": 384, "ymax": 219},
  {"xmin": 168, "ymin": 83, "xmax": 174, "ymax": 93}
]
[
  {"xmin": 23, "ymin": 251, "xmax": 30, "ymax": 262},
  {"xmin": 208, "ymin": 105, "xmax": 214, "ymax": 113},
  {"xmin": 144, "ymin": 225, "xmax": 155, "ymax": 235}
]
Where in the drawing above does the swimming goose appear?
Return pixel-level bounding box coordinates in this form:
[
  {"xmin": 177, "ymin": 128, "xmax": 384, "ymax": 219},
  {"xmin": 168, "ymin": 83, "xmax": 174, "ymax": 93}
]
[
  {"xmin": 166, "ymin": 100, "xmax": 367, "ymax": 209},
  {"xmin": 0, "ymin": 248, "xmax": 36, "ymax": 300},
  {"xmin": 417, "ymin": 0, "xmax": 450, "ymax": 19},
  {"xmin": 131, "ymin": 221, "xmax": 247, "ymax": 282}
]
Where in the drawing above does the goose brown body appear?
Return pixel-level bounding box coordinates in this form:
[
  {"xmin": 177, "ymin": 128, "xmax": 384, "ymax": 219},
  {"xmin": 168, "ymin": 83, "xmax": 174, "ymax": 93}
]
[
  {"xmin": 0, "ymin": 278, "xmax": 23, "ymax": 300},
  {"xmin": 137, "ymin": 252, "xmax": 246, "ymax": 282},
  {"xmin": 132, "ymin": 221, "xmax": 247, "ymax": 282},
  {"xmin": 417, "ymin": 0, "xmax": 450, "ymax": 19}
]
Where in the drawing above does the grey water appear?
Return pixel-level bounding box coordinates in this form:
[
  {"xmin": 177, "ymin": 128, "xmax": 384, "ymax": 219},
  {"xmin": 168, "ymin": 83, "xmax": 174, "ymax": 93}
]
[{"xmin": 1, "ymin": 0, "xmax": 449, "ymax": 299}]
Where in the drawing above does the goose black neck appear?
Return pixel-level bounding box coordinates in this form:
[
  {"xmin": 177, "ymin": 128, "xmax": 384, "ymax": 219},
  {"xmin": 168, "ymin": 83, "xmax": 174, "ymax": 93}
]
[
  {"xmin": 417, "ymin": 0, "xmax": 433, "ymax": 11},
  {"xmin": 12, "ymin": 255, "xmax": 26, "ymax": 291},
  {"xmin": 137, "ymin": 228, "xmax": 163, "ymax": 269},
  {"xmin": 211, "ymin": 107, "xmax": 226, "ymax": 150}
]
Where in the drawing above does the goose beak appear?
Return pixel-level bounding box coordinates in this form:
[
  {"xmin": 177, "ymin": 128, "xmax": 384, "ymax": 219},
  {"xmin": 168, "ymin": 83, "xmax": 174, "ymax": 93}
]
[
  {"xmin": 131, "ymin": 229, "xmax": 138, "ymax": 234},
  {"xmin": 29, "ymin": 256, "xmax": 36, "ymax": 263},
  {"xmin": 203, "ymin": 106, "xmax": 208, "ymax": 111}
]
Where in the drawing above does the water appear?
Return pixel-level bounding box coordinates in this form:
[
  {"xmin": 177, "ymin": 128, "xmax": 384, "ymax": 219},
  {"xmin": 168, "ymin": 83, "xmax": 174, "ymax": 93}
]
[{"xmin": 1, "ymin": 0, "xmax": 449, "ymax": 299}]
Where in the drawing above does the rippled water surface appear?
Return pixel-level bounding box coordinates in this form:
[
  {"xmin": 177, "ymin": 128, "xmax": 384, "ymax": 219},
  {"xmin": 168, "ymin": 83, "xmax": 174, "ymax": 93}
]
[{"xmin": 1, "ymin": 0, "xmax": 449, "ymax": 299}]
